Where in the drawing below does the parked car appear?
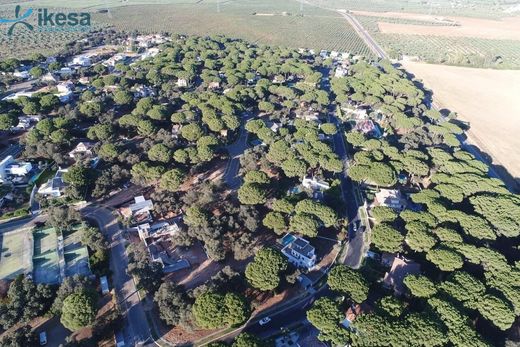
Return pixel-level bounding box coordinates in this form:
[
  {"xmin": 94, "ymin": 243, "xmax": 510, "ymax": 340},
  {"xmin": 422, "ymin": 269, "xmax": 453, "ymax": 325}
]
[
  {"xmin": 39, "ymin": 331, "xmax": 47, "ymax": 346},
  {"xmin": 259, "ymin": 317, "xmax": 272, "ymax": 326}
]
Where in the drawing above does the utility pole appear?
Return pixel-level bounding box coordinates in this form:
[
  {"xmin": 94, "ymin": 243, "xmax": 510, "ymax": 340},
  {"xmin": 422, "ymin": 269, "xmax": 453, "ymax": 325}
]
[{"xmin": 217, "ymin": 0, "xmax": 220, "ymax": 13}]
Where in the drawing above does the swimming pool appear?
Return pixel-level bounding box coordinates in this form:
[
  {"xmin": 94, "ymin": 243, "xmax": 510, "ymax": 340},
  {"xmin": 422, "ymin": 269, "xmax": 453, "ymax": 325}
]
[{"xmin": 281, "ymin": 234, "xmax": 296, "ymax": 246}]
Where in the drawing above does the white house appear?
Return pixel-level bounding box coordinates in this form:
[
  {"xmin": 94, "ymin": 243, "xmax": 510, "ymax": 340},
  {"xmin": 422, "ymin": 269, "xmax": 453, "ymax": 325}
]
[
  {"xmin": 5, "ymin": 161, "xmax": 32, "ymax": 177},
  {"xmin": 176, "ymin": 78, "xmax": 188, "ymax": 88},
  {"xmin": 11, "ymin": 115, "xmax": 39, "ymax": 131},
  {"xmin": 68, "ymin": 142, "xmax": 94, "ymax": 158},
  {"xmin": 41, "ymin": 72, "xmax": 58, "ymax": 83},
  {"xmin": 208, "ymin": 81, "xmax": 220, "ymax": 90},
  {"xmin": 141, "ymin": 47, "xmax": 160, "ymax": 60},
  {"xmin": 57, "ymin": 81, "xmax": 74, "ymax": 93},
  {"xmin": 334, "ymin": 66, "xmax": 348, "ymax": 78},
  {"xmin": 282, "ymin": 235, "xmax": 316, "ymax": 269},
  {"xmin": 13, "ymin": 70, "xmax": 31, "ymax": 79},
  {"xmin": 103, "ymin": 53, "xmax": 128, "ymax": 67},
  {"xmin": 57, "ymin": 67, "xmax": 73, "ymax": 76},
  {"xmin": 342, "ymin": 105, "xmax": 368, "ymax": 119},
  {"xmin": 13, "ymin": 115, "xmax": 40, "ymax": 131},
  {"xmin": 12, "ymin": 117, "xmax": 31, "ymax": 131},
  {"xmin": 38, "ymin": 169, "xmax": 68, "ymax": 197},
  {"xmin": 374, "ymin": 189, "xmax": 406, "ymax": 211},
  {"xmin": 121, "ymin": 195, "xmax": 154, "ymax": 224},
  {"xmin": 302, "ymin": 176, "xmax": 330, "ymax": 191},
  {"xmin": 0, "ymin": 156, "xmax": 32, "ymax": 183},
  {"xmin": 137, "ymin": 220, "xmax": 180, "ymax": 242},
  {"xmin": 55, "ymin": 81, "xmax": 74, "ymax": 102},
  {"xmin": 78, "ymin": 76, "xmax": 90, "ymax": 85},
  {"xmin": 269, "ymin": 122, "xmax": 281, "ymax": 133},
  {"xmin": 70, "ymin": 55, "xmax": 91, "ymax": 67}
]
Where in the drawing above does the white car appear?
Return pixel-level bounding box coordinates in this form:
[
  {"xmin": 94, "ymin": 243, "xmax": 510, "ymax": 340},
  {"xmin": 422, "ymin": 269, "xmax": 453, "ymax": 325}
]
[{"xmin": 259, "ymin": 317, "xmax": 272, "ymax": 326}]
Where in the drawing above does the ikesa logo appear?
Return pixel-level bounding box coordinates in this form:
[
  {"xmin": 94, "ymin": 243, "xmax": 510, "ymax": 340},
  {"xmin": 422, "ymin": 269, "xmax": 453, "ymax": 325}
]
[{"xmin": 0, "ymin": 5, "xmax": 91, "ymax": 36}]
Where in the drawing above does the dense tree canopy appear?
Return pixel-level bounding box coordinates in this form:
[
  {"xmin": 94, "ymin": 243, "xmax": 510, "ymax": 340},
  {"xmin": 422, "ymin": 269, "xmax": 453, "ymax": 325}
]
[
  {"xmin": 245, "ymin": 248, "xmax": 288, "ymax": 291},
  {"xmin": 192, "ymin": 291, "xmax": 250, "ymax": 329},
  {"xmin": 60, "ymin": 290, "xmax": 98, "ymax": 331},
  {"xmin": 327, "ymin": 265, "xmax": 369, "ymax": 303}
]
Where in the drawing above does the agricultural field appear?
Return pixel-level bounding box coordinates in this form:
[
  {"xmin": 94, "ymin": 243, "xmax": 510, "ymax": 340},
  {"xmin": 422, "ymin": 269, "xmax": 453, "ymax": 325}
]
[
  {"xmin": 0, "ymin": 228, "xmax": 32, "ymax": 280},
  {"xmin": 355, "ymin": 12, "xmax": 520, "ymax": 69},
  {"xmin": 0, "ymin": 8, "xmax": 91, "ymax": 59},
  {"xmin": 0, "ymin": 0, "xmax": 374, "ymax": 59},
  {"xmin": 402, "ymin": 60, "xmax": 520, "ymax": 188},
  {"xmin": 32, "ymin": 227, "xmax": 60, "ymax": 284},
  {"xmin": 306, "ymin": 0, "xmax": 518, "ymax": 18},
  {"xmin": 362, "ymin": 11, "xmax": 520, "ymax": 40},
  {"xmin": 92, "ymin": 2, "xmax": 374, "ymax": 56}
]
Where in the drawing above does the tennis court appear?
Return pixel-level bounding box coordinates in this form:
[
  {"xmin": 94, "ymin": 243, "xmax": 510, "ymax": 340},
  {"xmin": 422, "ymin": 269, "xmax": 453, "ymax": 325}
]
[
  {"xmin": 0, "ymin": 228, "xmax": 32, "ymax": 280},
  {"xmin": 33, "ymin": 228, "xmax": 60, "ymax": 284},
  {"xmin": 63, "ymin": 228, "xmax": 91, "ymax": 277}
]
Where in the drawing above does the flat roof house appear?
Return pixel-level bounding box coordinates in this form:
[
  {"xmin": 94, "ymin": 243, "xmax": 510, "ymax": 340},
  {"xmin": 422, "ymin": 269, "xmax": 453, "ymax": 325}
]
[
  {"xmin": 0, "ymin": 156, "xmax": 32, "ymax": 183},
  {"xmin": 302, "ymin": 176, "xmax": 330, "ymax": 191},
  {"xmin": 38, "ymin": 169, "xmax": 68, "ymax": 197},
  {"xmin": 176, "ymin": 78, "xmax": 188, "ymax": 88},
  {"xmin": 70, "ymin": 55, "xmax": 91, "ymax": 67},
  {"xmin": 137, "ymin": 220, "xmax": 180, "ymax": 243},
  {"xmin": 121, "ymin": 195, "xmax": 154, "ymax": 225},
  {"xmin": 282, "ymin": 235, "xmax": 316, "ymax": 270}
]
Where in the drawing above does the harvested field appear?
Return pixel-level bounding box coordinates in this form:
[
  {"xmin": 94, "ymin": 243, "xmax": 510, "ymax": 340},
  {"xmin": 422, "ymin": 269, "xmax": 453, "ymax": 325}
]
[
  {"xmin": 402, "ymin": 61, "xmax": 520, "ymax": 186},
  {"xmin": 352, "ymin": 10, "xmax": 520, "ymax": 40}
]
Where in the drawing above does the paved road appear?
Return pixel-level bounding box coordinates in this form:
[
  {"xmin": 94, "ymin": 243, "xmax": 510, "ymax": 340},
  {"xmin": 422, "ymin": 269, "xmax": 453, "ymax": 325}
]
[
  {"xmin": 81, "ymin": 205, "xmax": 155, "ymax": 347},
  {"xmin": 339, "ymin": 11, "xmax": 387, "ymax": 59},
  {"xmin": 320, "ymin": 68, "xmax": 366, "ymax": 268},
  {"xmin": 245, "ymin": 286, "xmax": 333, "ymax": 339},
  {"xmin": 0, "ymin": 144, "xmax": 22, "ymax": 159},
  {"xmin": 222, "ymin": 112, "xmax": 254, "ymax": 189},
  {"xmin": 0, "ymin": 214, "xmax": 40, "ymax": 232}
]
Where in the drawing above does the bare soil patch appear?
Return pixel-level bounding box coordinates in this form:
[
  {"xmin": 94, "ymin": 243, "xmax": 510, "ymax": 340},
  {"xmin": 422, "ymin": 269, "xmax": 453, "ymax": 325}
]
[
  {"xmin": 401, "ymin": 61, "xmax": 520, "ymax": 182},
  {"xmin": 352, "ymin": 10, "xmax": 520, "ymax": 40}
]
